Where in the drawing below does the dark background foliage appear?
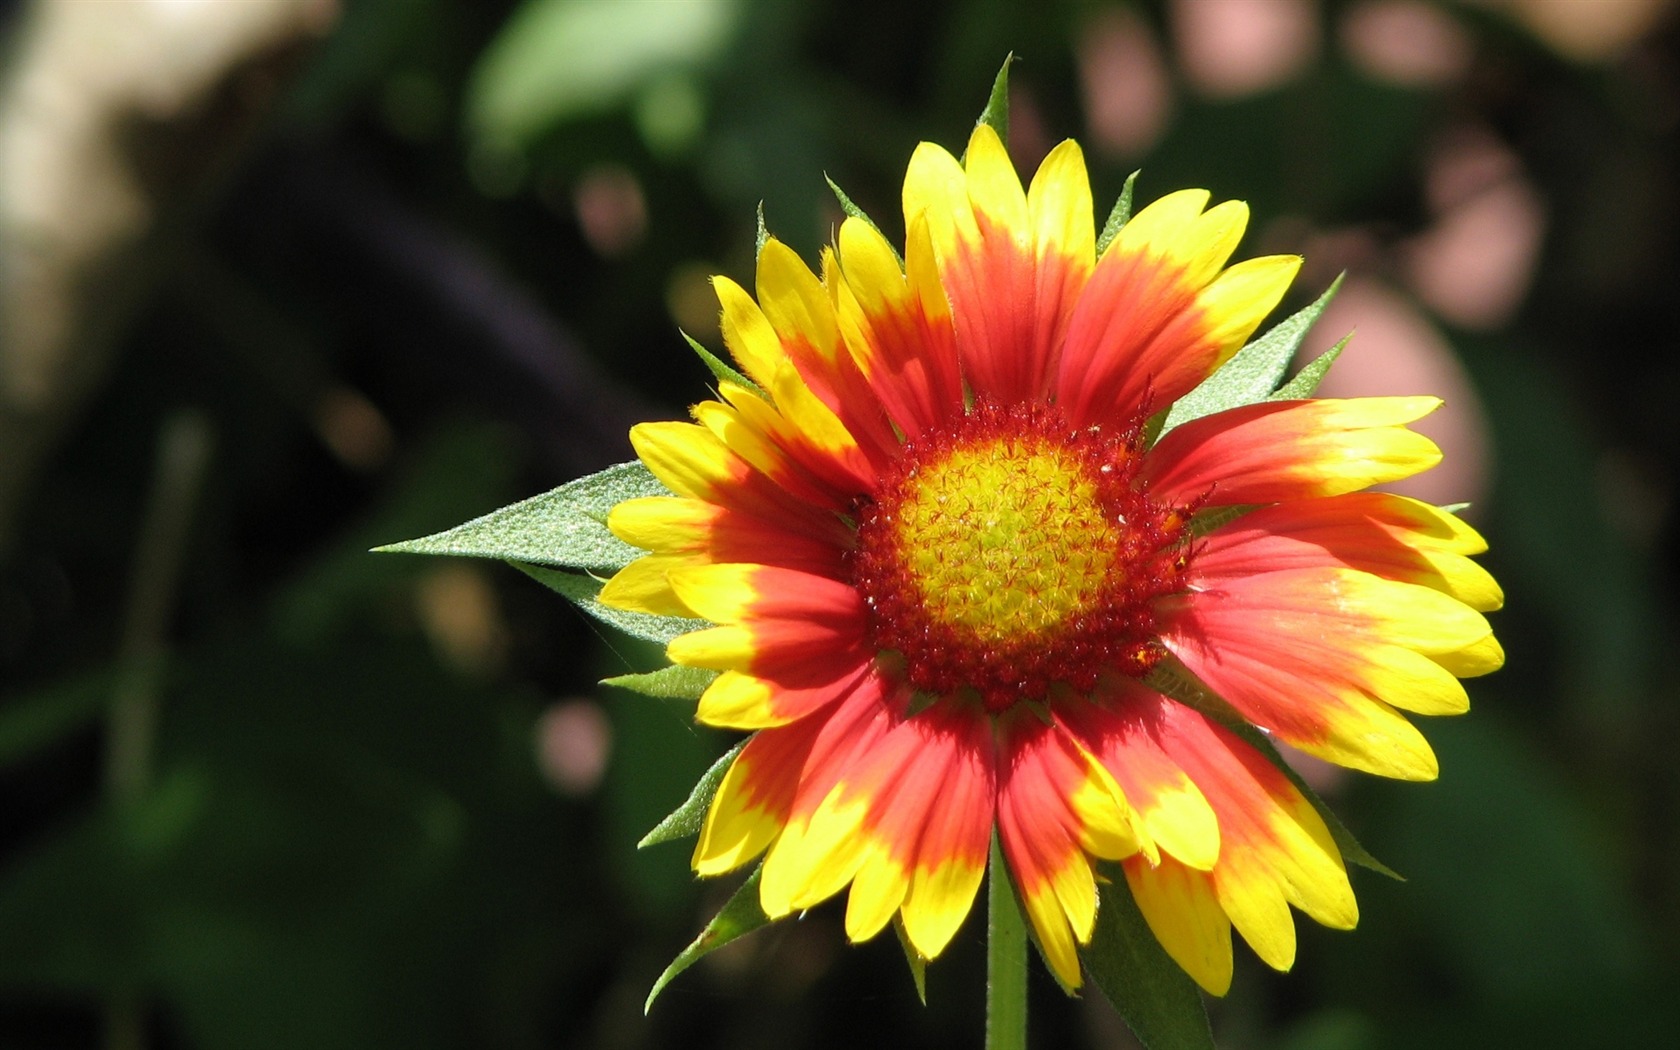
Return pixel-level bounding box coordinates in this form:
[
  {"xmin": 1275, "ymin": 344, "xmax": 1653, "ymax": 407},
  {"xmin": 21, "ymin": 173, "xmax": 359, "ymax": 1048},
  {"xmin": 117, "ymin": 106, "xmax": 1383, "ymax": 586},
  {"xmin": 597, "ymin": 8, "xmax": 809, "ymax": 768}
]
[{"xmin": 2, "ymin": 0, "xmax": 1677, "ymax": 1047}]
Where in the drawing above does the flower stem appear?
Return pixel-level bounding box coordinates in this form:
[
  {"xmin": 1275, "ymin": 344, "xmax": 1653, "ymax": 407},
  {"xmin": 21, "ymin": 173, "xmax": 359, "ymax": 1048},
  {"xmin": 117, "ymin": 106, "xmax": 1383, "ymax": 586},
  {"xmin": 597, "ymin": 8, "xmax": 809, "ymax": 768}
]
[{"xmin": 986, "ymin": 834, "xmax": 1028, "ymax": 1050}]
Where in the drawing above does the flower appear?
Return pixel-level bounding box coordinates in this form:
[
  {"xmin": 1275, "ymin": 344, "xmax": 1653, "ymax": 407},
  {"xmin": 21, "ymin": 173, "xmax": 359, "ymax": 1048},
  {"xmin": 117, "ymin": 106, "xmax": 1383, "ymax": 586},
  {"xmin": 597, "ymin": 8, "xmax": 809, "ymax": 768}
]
[{"xmin": 599, "ymin": 124, "xmax": 1502, "ymax": 993}]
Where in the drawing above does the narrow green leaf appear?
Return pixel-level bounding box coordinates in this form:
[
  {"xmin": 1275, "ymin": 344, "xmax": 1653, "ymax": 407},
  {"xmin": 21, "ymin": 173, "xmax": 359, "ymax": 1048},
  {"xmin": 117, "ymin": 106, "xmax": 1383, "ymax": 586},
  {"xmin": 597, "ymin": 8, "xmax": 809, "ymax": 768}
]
[
  {"xmin": 513, "ymin": 563, "xmax": 706, "ymax": 645},
  {"xmin": 1159, "ymin": 274, "xmax": 1346, "ymax": 436},
  {"xmin": 683, "ymin": 330, "xmax": 764, "ymax": 398},
  {"xmin": 1084, "ymin": 864, "xmax": 1215, "ymax": 1050},
  {"xmin": 373, "ymin": 460, "xmax": 665, "ymax": 571},
  {"xmin": 646, "ymin": 865, "xmax": 771, "ymax": 1011},
  {"xmin": 892, "ymin": 917, "xmax": 929, "ymax": 1005},
  {"xmin": 825, "ymin": 175, "xmax": 902, "ymax": 267},
  {"xmin": 1096, "ymin": 170, "xmax": 1140, "ymax": 255},
  {"xmin": 975, "ymin": 53, "xmax": 1015, "ymax": 145},
  {"xmin": 1272, "ymin": 333, "xmax": 1351, "ymax": 401},
  {"xmin": 638, "ymin": 738, "xmax": 744, "ymax": 847},
  {"xmin": 1438, "ymin": 501, "xmax": 1471, "ymax": 515},
  {"xmin": 604, "ymin": 664, "xmax": 717, "ymax": 702},
  {"xmin": 754, "ymin": 200, "xmax": 769, "ymax": 259},
  {"xmin": 1145, "ymin": 663, "xmax": 1401, "ymax": 880}
]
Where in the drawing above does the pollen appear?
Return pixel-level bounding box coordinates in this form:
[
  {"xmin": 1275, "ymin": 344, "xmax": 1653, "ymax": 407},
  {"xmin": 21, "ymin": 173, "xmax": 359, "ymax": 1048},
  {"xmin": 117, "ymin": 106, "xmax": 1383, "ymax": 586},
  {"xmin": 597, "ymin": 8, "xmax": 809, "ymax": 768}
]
[
  {"xmin": 895, "ymin": 439, "xmax": 1114, "ymax": 641},
  {"xmin": 851, "ymin": 402, "xmax": 1197, "ymax": 711}
]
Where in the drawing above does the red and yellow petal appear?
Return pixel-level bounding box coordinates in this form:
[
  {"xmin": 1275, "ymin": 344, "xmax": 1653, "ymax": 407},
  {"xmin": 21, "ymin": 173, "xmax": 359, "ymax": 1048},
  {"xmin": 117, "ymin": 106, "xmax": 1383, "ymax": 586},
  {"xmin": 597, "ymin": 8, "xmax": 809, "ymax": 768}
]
[
  {"xmin": 755, "ymin": 239, "xmax": 902, "ymax": 467},
  {"xmin": 665, "ymin": 564, "xmax": 871, "ymax": 683},
  {"xmin": 629, "ymin": 419, "xmax": 835, "ymax": 535},
  {"xmin": 1055, "ymin": 681, "xmax": 1221, "ymax": 871},
  {"xmin": 1195, "ymin": 493, "xmax": 1503, "ymax": 612},
  {"xmin": 833, "ymin": 214, "xmax": 964, "ymax": 439},
  {"xmin": 1140, "ymin": 397, "xmax": 1443, "ymax": 507},
  {"xmin": 696, "ymin": 662, "xmax": 872, "ymax": 730},
  {"xmin": 1055, "ymin": 190, "xmax": 1300, "ymax": 428},
  {"xmin": 695, "ymin": 669, "xmax": 901, "ymax": 876},
  {"xmin": 1162, "ymin": 568, "xmax": 1493, "ymax": 779},
  {"xmin": 995, "ymin": 709, "xmax": 1149, "ymax": 988},
  {"xmin": 903, "ymin": 126, "xmax": 1096, "ymax": 403},
  {"xmin": 1156, "ymin": 709, "xmax": 1358, "ymax": 965},
  {"xmin": 760, "ymin": 699, "xmax": 995, "ymax": 960},
  {"xmin": 606, "ymin": 495, "xmax": 849, "ymax": 578}
]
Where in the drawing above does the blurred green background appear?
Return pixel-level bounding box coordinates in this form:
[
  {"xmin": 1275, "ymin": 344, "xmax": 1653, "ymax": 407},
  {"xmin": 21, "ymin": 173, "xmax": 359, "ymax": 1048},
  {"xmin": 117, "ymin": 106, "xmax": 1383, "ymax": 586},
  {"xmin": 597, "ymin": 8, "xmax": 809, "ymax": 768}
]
[{"xmin": 1, "ymin": 0, "xmax": 1677, "ymax": 1047}]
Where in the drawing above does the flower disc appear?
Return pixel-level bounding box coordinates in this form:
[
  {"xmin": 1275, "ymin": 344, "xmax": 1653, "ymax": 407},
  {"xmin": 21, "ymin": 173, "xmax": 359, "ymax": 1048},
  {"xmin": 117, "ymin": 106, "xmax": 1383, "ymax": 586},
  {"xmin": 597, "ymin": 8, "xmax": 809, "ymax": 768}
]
[{"xmin": 851, "ymin": 402, "xmax": 1194, "ymax": 709}]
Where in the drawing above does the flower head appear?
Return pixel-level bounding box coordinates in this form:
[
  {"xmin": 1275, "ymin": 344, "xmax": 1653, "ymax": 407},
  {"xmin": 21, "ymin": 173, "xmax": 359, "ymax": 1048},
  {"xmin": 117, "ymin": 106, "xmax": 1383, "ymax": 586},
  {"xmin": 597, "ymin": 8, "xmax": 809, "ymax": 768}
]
[{"xmin": 601, "ymin": 124, "xmax": 1502, "ymax": 993}]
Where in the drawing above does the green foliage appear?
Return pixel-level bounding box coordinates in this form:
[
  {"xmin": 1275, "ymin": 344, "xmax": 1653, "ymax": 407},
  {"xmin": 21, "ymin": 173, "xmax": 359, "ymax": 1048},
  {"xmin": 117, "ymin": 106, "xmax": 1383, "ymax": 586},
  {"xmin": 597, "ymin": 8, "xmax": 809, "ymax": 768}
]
[
  {"xmin": 1096, "ymin": 171, "xmax": 1140, "ymax": 256},
  {"xmin": 826, "ymin": 175, "xmax": 901, "ymax": 266},
  {"xmin": 1272, "ymin": 335, "xmax": 1351, "ymax": 401},
  {"xmin": 644, "ymin": 865, "xmax": 770, "ymax": 1012},
  {"xmin": 374, "ymin": 461, "xmax": 666, "ymax": 572},
  {"xmin": 466, "ymin": 0, "xmax": 743, "ymax": 150},
  {"xmin": 1083, "ymin": 865, "xmax": 1215, "ymax": 1050},
  {"xmin": 683, "ymin": 329, "xmax": 762, "ymax": 397},
  {"xmin": 892, "ymin": 917, "xmax": 929, "ymax": 1005},
  {"xmin": 975, "ymin": 53, "xmax": 1015, "ymax": 145},
  {"xmin": 1160, "ymin": 275, "xmax": 1345, "ymax": 435},
  {"xmin": 636, "ymin": 739, "xmax": 743, "ymax": 849},
  {"xmin": 603, "ymin": 664, "xmax": 717, "ymax": 703}
]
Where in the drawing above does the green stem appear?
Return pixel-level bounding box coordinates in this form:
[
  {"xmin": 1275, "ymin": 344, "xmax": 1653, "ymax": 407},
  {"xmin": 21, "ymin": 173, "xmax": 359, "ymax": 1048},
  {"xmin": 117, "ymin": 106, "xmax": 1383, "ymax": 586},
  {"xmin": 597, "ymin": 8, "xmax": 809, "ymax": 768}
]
[
  {"xmin": 986, "ymin": 834, "xmax": 1028, "ymax": 1050},
  {"xmin": 106, "ymin": 411, "xmax": 213, "ymax": 1050}
]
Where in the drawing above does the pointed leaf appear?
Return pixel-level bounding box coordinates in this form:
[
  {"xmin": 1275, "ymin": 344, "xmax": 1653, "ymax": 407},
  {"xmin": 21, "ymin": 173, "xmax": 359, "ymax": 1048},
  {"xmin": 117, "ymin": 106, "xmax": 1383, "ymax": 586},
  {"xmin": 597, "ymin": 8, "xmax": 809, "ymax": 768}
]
[
  {"xmin": 1145, "ymin": 663, "xmax": 1401, "ymax": 880},
  {"xmin": 374, "ymin": 461, "xmax": 665, "ymax": 571},
  {"xmin": 1159, "ymin": 274, "xmax": 1345, "ymax": 436},
  {"xmin": 826, "ymin": 175, "xmax": 902, "ymax": 268},
  {"xmin": 605, "ymin": 664, "xmax": 718, "ymax": 702},
  {"xmin": 1084, "ymin": 864, "xmax": 1216, "ymax": 1050},
  {"xmin": 646, "ymin": 864, "xmax": 771, "ymax": 1011},
  {"xmin": 1096, "ymin": 170, "xmax": 1140, "ymax": 255},
  {"xmin": 514, "ymin": 563, "xmax": 706, "ymax": 645},
  {"xmin": 683, "ymin": 330, "xmax": 764, "ymax": 397},
  {"xmin": 892, "ymin": 916, "xmax": 929, "ymax": 1005},
  {"xmin": 638, "ymin": 738, "xmax": 745, "ymax": 848},
  {"xmin": 1271, "ymin": 333, "xmax": 1351, "ymax": 401},
  {"xmin": 975, "ymin": 53, "xmax": 1015, "ymax": 145},
  {"xmin": 754, "ymin": 200, "xmax": 769, "ymax": 259}
]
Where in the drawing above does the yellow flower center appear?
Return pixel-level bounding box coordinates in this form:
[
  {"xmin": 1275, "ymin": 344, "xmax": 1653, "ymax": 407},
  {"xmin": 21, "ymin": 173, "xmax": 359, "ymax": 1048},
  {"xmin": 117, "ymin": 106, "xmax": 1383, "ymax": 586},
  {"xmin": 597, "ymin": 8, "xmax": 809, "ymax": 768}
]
[
  {"xmin": 893, "ymin": 439, "xmax": 1117, "ymax": 643},
  {"xmin": 851, "ymin": 402, "xmax": 1195, "ymax": 711}
]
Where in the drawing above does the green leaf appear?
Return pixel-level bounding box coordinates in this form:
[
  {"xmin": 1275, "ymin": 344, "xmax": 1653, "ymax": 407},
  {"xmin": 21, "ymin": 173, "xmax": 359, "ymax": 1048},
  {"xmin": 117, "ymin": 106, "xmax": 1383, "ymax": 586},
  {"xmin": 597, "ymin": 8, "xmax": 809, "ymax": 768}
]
[
  {"xmin": 892, "ymin": 916, "xmax": 929, "ymax": 1005},
  {"xmin": 825, "ymin": 175, "xmax": 902, "ymax": 268},
  {"xmin": 1145, "ymin": 663, "xmax": 1401, "ymax": 880},
  {"xmin": 1096, "ymin": 171, "xmax": 1140, "ymax": 255},
  {"xmin": 682, "ymin": 329, "xmax": 763, "ymax": 398},
  {"xmin": 975, "ymin": 53, "xmax": 1015, "ymax": 145},
  {"xmin": 513, "ymin": 563, "xmax": 706, "ymax": 645},
  {"xmin": 1272, "ymin": 333, "xmax": 1351, "ymax": 401},
  {"xmin": 1159, "ymin": 274, "xmax": 1346, "ymax": 436},
  {"xmin": 465, "ymin": 0, "xmax": 742, "ymax": 148},
  {"xmin": 754, "ymin": 201, "xmax": 769, "ymax": 259},
  {"xmin": 638, "ymin": 739, "xmax": 745, "ymax": 848},
  {"xmin": 645, "ymin": 865, "xmax": 770, "ymax": 1011},
  {"xmin": 1083, "ymin": 864, "xmax": 1215, "ymax": 1050},
  {"xmin": 604, "ymin": 664, "xmax": 717, "ymax": 702},
  {"xmin": 373, "ymin": 460, "xmax": 666, "ymax": 572}
]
